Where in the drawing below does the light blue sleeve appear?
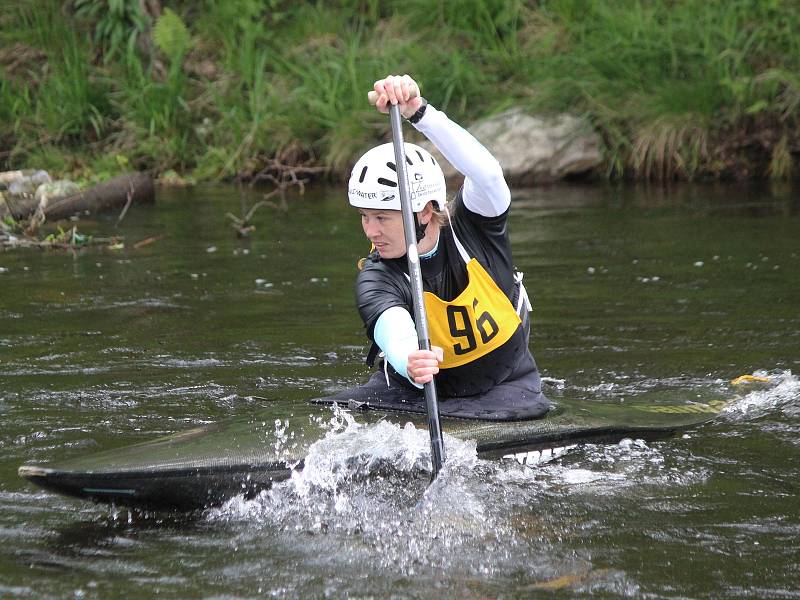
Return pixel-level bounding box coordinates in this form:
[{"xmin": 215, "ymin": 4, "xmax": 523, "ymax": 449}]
[{"xmin": 373, "ymin": 306, "xmax": 423, "ymax": 389}]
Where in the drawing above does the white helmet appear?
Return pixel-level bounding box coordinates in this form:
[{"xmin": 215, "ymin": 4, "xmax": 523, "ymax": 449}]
[{"xmin": 348, "ymin": 142, "xmax": 446, "ymax": 212}]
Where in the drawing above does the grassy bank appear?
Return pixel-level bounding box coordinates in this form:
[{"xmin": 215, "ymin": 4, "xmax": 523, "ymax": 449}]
[{"xmin": 1, "ymin": 0, "xmax": 798, "ymax": 184}]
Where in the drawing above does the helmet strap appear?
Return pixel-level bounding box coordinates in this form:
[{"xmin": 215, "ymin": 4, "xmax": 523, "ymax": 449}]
[{"xmin": 413, "ymin": 213, "xmax": 427, "ymax": 243}]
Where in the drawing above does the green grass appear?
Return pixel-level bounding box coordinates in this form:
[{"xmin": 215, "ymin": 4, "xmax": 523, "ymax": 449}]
[{"xmin": 0, "ymin": 0, "xmax": 797, "ymax": 183}]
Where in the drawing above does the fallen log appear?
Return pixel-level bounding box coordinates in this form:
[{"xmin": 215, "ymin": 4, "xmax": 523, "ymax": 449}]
[
  {"xmin": 37, "ymin": 171, "xmax": 155, "ymax": 222},
  {"xmin": 1, "ymin": 171, "xmax": 154, "ymax": 224}
]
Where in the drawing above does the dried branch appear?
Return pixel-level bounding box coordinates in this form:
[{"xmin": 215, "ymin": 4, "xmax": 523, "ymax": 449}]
[
  {"xmin": 250, "ymin": 158, "xmax": 326, "ymax": 212},
  {"xmin": 115, "ymin": 182, "xmax": 136, "ymax": 226}
]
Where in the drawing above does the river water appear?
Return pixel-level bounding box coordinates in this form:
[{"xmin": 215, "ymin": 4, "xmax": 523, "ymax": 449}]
[{"xmin": 1, "ymin": 183, "xmax": 799, "ymax": 598}]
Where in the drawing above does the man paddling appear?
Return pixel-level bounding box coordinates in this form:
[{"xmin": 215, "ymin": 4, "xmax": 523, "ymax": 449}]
[{"xmin": 329, "ymin": 74, "xmax": 549, "ymax": 421}]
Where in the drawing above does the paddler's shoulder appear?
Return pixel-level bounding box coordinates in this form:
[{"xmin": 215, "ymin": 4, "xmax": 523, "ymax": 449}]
[{"xmin": 356, "ymin": 254, "xmax": 407, "ymax": 291}]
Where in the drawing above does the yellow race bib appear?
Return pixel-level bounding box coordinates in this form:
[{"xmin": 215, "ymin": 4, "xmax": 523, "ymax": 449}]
[{"xmin": 424, "ymin": 258, "xmax": 522, "ymax": 369}]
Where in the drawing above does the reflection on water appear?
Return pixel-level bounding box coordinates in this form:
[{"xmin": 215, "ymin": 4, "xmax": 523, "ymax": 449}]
[{"xmin": 1, "ymin": 183, "xmax": 799, "ymax": 598}]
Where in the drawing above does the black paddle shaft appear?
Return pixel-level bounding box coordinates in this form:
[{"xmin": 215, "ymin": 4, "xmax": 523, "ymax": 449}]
[{"xmin": 388, "ymin": 103, "xmax": 446, "ymax": 478}]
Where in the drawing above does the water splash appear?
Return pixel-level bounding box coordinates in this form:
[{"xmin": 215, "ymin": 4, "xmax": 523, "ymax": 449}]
[
  {"xmin": 261, "ymin": 417, "xmax": 300, "ymax": 465},
  {"xmin": 724, "ymin": 370, "xmax": 799, "ymax": 420},
  {"xmin": 213, "ymin": 410, "xmax": 479, "ymax": 518},
  {"xmin": 205, "ymin": 412, "xmax": 563, "ymax": 576}
]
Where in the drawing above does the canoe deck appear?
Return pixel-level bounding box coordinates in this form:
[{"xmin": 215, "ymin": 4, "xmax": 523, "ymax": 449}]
[{"xmin": 19, "ymin": 393, "xmax": 729, "ymax": 511}]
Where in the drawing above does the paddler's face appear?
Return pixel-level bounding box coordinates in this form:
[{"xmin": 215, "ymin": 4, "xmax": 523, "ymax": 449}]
[{"xmin": 359, "ymin": 208, "xmax": 406, "ymax": 259}]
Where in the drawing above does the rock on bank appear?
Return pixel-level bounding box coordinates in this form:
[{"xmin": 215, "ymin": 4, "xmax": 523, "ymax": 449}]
[{"xmin": 422, "ymin": 108, "xmax": 603, "ymax": 185}]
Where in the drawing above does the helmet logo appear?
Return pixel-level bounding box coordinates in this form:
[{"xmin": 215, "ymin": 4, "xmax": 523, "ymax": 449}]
[
  {"xmin": 349, "ymin": 188, "xmax": 378, "ymax": 199},
  {"xmin": 410, "ymin": 171, "xmax": 426, "ymax": 201},
  {"xmin": 412, "ymin": 178, "xmax": 443, "ymax": 199}
]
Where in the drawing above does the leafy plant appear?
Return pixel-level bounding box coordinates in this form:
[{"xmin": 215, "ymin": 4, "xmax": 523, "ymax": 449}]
[
  {"xmin": 153, "ymin": 7, "xmax": 191, "ymax": 63},
  {"xmin": 73, "ymin": 0, "xmax": 149, "ymax": 63},
  {"xmin": 43, "ymin": 225, "xmax": 91, "ymax": 246},
  {"xmin": 2, "ymin": 215, "xmax": 20, "ymax": 233}
]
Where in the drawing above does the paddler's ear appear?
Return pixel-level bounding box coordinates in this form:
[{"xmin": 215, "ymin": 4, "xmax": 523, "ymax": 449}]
[{"xmin": 419, "ymin": 202, "xmax": 436, "ymax": 225}]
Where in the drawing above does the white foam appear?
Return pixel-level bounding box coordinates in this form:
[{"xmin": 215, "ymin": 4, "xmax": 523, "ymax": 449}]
[
  {"xmin": 534, "ymin": 436, "xmax": 708, "ymax": 495},
  {"xmin": 541, "ymin": 376, "xmax": 566, "ymax": 389},
  {"xmin": 724, "ymin": 370, "xmax": 799, "ymax": 420}
]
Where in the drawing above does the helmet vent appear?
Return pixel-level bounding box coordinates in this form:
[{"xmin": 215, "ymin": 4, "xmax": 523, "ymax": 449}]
[
  {"xmin": 377, "ymin": 177, "xmax": 397, "ymax": 187},
  {"xmin": 358, "ymin": 166, "xmax": 368, "ymax": 183},
  {"xmin": 416, "ymin": 149, "xmax": 425, "ymax": 162},
  {"xmin": 386, "ymin": 161, "xmax": 396, "ymax": 172}
]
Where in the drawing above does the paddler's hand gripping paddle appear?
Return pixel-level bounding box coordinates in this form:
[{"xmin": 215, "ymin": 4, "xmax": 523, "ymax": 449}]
[{"xmin": 369, "ymin": 89, "xmax": 446, "ymax": 480}]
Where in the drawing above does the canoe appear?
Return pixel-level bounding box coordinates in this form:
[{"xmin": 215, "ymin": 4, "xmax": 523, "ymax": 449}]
[{"xmin": 18, "ymin": 393, "xmax": 729, "ymax": 512}]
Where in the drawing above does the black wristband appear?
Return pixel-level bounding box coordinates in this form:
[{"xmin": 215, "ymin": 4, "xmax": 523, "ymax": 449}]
[{"xmin": 406, "ymin": 97, "xmax": 428, "ymax": 124}]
